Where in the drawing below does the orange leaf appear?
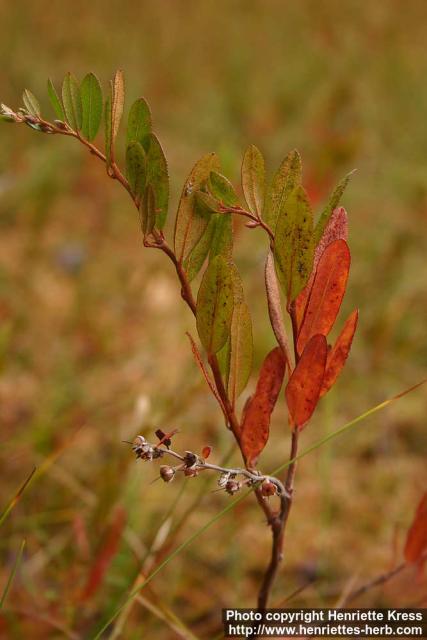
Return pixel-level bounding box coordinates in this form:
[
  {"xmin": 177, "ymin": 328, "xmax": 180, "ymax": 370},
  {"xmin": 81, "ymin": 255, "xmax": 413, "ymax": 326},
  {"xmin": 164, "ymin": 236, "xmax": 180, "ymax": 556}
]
[
  {"xmin": 297, "ymin": 239, "xmax": 350, "ymax": 354},
  {"xmin": 295, "ymin": 207, "xmax": 348, "ymax": 328},
  {"xmin": 321, "ymin": 309, "xmax": 358, "ymax": 396},
  {"xmin": 286, "ymin": 334, "xmax": 327, "ymax": 430},
  {"xmin": 201, "ymin": 446, "xmax": 212, "ymax": 459},
  {"xmin": 404, "ymin": 492, "xmax": 427, "ymax": 565},
  {"xmin": 240, "ymin": 347, "xmax": 286, "ymax": 467}
]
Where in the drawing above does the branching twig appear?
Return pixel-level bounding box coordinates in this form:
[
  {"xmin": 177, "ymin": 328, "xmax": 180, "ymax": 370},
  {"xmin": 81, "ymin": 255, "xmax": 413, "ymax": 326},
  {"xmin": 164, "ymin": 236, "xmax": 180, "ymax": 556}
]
[
  {"xmin": 219, "ymin": 203, "xmax": 275, "ymax": 245},
  {"xmin": 4, "ymin": 103, "xmax": 288, "ymax": 610},
  {"xmin": 131, "ymin": 435, "xmax": 290, "ymax": 499}
]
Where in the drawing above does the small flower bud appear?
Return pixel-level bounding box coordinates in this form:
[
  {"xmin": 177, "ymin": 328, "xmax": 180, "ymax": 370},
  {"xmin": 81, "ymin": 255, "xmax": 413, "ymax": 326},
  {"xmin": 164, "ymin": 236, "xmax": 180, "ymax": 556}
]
[
  {"xmin": 261, "ymin": 480, "xmax": 277, "ymax": 497},
  {"xmin": 160, "ymin": 465, "xmax": 175, "ymax": 483},
  {"xmin": 225, "ymin": 479, "xmax": 241, "ymax": 495}
]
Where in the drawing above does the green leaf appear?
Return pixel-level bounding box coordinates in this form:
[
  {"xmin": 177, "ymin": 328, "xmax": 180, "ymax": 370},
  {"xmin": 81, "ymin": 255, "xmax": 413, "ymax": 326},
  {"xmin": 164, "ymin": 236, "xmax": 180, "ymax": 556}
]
[
  {"xmin": 274, "ymin": 185, "xmax": 314, "ymax": 303},
  {"xmin": 174, "ymin": 153, "xmax": 220, "ymax": 263},
  {"xmin": 139, "ymin": 184, "xmax": 156, "ymax": 236},
  {"xmin": 111, "ymin": 69, "xmax": 125, "ymax": 144},
  {"xmin": 22, "ymin": 89, "xmax": 40, "ymax": 117},
  {"xmin": 184, "ymin": 216, "xmax": 217, "ymax": 282},
  {"xmin": 194, "ymin": 190, "xmax": 219, "ymax": 215},
  {"xmin": 210, "ymin": 213, "xmax": 233, "ymax": 260},
  {"xmin": 264, "ymin": 149, "xmax": 302, "ymax": 229},
  {"xmin": 184, "ymin": 209, "xmax": 233, "ymax": 282},
  {"xmin": 209, "ymin": 171, "xmax": 238, "ymax": 206},
  {"xmin": 229, "ymin": 262, "xmax": 244, "ymax": 303},
  {"xmin": 126, "ymin": 141, "xmax": 147, "ymax": 198},
  {"xmin": 61, "ymin": 73, "xmax": 83, "ymax": 131},
  {"xmin": 145, "ymin": 133, "xmax": 169, "ymax": 229},
  {"xmin": 241, "ymin": 144, "xmax": 265, "ymax": 218},
  {"xmin": 104, "ymin": 92, "xmax": 112, "ymax": 167},
  {"xmin": 47, "ymin": 79, "xmax": 65, "ymax": 120},
  {"xmin": 216, "ymin": 336, "xmax": 231, "ymax": 385},
  {"xmin": 176, "ymin": 190, "xmax": 212, "ymax": 259},
  {"xmin": 228, "ymin": 302, "xmax": 253, "ymax": 406},
  {"xmin": 314, "ymin": 170, "xmax": 355, "ymax": 244},
  {"xmin": 196, "ymin": 255, "xmax": 234, "ymax": 355},
  {"xmin": 216, "ymin": 262, "xmax": 245, "ymax": 389},
  {"xmin": 127, "ymin": 97, "xmax": 152, "ymax": 145},
  {"xmin": 80, "ymin": 73, "xmax": 103, "ymax": 141}
]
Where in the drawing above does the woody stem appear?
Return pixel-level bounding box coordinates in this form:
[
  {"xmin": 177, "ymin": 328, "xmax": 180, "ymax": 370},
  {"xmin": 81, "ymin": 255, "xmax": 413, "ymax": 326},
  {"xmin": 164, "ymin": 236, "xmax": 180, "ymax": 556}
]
[
  {"xmin": 25, "ymin": 114, "xmax": 281, "ymax": 604},
  {"xmin": 257, "ymin": 303, "xmax": 301, "ymax": 611}
]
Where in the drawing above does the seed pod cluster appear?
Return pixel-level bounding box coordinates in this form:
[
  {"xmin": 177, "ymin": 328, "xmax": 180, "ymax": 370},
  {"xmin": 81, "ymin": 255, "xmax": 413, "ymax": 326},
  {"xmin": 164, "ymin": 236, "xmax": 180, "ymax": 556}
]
[{"xmin": 131, "ymin": 435, "xmax": 285, "ymax": 499}]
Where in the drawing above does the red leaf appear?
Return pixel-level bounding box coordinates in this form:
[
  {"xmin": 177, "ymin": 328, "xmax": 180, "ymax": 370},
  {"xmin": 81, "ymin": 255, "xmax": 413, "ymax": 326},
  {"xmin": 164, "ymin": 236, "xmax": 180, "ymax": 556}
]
[
  {"xmin": 240, "ymin": 347, "xmax": 286, "ymax": 467},
  {"xmin": 80, "ymin": 506, "xmax": 126, "ymax": 601},
  {"xmin": 201, "ymin": 446, "xmax": 212, "ymax": 459},
  {"xmin": 297, "ymin": 239, "xmax": 350, "ymax": 354},
  {"xmin": 295, "ymin": 207, "xmax": 348, "ymax": 327},
  {"xmin": 285, "ymin": 334, "xmax": 327, "ymax": 430},
  {"xmin": 321, "ymin": 309, "xmax": 358, "ymax": 396},
  {"xmin": 404, "ymin": 492, "xmax": 427, "ymax": 565}
]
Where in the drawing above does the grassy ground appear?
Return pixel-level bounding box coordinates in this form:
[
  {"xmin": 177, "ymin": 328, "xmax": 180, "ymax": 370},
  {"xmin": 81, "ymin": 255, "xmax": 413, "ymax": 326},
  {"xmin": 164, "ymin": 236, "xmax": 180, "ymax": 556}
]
[{"xmin": 0, "ymin": 1, "xmax": 426, "ymax": 637}]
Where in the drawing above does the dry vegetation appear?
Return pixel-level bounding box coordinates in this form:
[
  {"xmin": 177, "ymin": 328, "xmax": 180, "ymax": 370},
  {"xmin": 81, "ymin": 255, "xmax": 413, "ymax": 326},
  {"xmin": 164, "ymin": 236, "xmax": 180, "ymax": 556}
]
[{"xmin": 0, "ymin": 1, "xmax": 426, "ymax": 638}]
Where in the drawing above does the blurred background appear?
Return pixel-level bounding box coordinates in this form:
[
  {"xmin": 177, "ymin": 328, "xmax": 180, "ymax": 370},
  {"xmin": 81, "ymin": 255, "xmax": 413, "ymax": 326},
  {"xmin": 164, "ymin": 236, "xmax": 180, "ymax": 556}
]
[{"xmin": 0, "ymin": 0, "xmax": 426, "ymax": 637}]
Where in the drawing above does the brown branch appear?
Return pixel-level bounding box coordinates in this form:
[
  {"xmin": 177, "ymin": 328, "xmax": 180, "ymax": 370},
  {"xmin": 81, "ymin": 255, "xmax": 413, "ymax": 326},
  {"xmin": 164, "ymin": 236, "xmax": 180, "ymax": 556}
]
[
  {"xmin": 254, "ymin": 257, "xmax": 305, "ymax": 613},
  {"xmin": 257, "ymin": 429, "xmax": 299, "ymax": 610}
]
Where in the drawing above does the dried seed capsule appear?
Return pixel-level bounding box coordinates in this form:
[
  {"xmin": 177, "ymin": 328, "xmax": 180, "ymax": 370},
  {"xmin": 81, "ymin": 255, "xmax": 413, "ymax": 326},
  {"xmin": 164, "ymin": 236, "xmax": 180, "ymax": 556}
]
[
  {"xmin": 184, "ymin": 467, "xmax": 199, "ymax": 477},
  {"xmin": 160, "ymin": 465, "xmax": 175, "ymax": 483},
  {"xmin": 261, "ymin": 480, "xmax": 277, "ymax": 497},
  {"xmin": 225, "ymin": 479, "xmax": 241, "ymax": 495},
  {"xmin": 132, "ymin": 436, "xmax": 155, "ymax": 461},
  {"xmin": 183, "ymin": 451, "xmax": 198, "ymax": 468},
  {"xmin": 132, "ymin": 435, "xmax": 147, "ymax": 458},
  {"xmin": 218, "ymin": 472, "xmax": 231, "ymax": 488},
  {"xmin": 140, "ymin": 445, "xmax": 154, "ymax": 461}
]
